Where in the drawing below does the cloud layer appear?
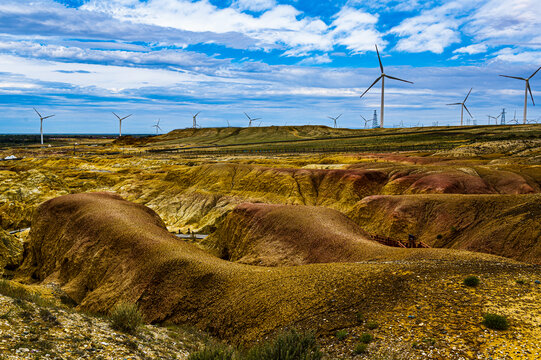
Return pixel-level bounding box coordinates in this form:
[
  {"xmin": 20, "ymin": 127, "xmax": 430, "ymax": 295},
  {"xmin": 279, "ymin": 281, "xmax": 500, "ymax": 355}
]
[{"xmin": 0, "ymin": 0, "xmax": 539, "ymax": 133}]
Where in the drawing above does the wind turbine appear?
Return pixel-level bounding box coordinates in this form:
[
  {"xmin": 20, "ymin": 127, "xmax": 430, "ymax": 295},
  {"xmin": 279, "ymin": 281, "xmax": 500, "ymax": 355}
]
[
  {"xmin": 328, "ymin": 114, "xmax": 342, "ymax": 128},
  {"xmin": 511, "ymin": 110, "xmax": 519, "ymax": 124},
  {"xmin": 446, "ymin": 88, "xmax": 473, "ymax": 126},
  {"xmin": 152, "ymin": 119, "xmax": 162, "ymax": 135},
  {"xmin": 112, "ymin": 112, "xmax": 132, "ymax": 137},
  {"xmin": 487, "ymin": 114, "xmax": 500, "ymax": 125},
  {"xmin": 360, "ymin": 45, "xmax": 413, "ymax": 128},
  {"xmin": 499, "ymin": 66, "xmax": 540, "ymax": 124},
  {"xmin": 244, "ymin": 112, "xmax": 261, "ymax": 127},
  {"xmin": 192, "ymin": 112, "xmax": 200, "ymax": 128},
  {"xmin": 33, "ymin": 108, "xmax": 55, "ymax": 145},
  {"xmin": 360, "ymin": 115, "xmax": 370, "ymax": 128}
]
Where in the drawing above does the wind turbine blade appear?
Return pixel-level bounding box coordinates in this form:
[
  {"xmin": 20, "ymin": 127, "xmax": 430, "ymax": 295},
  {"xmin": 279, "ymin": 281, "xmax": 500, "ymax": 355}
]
[
  {"xmin": 252, "ymin": 118, "xmax": 261, "ymax": 121},
  {"xmin": 121, "ymin": 114, "xmax": 132, "ymax": 121},
  {"xmin": 463, "ymin": 104, "xmax": 473, "ymax": 118},
  {"xmin": 360, "ymin": 76, "xmax": 382, "ymax": 98},
  {"xmin": 157, "ymin": 126, "xmax": 162, "ymax": 131},
  {"xmin": 360, "ymin": 115, "xmax": 367, "ymax": 121},
  {"xmin": 336, "ymin": 114, "xmax": 342, "ymax": 120},
  {"xmin": 42, "ymin": 115, "xmax": 55, "ymax": 120},
  {"xmin": 33, "ymin": 108, "xmax": 42, "ymax": 118},
  {"xmin": 112, "ymin": 112, "xmax": 121, "ymax": 120},
  {"xmin": 446, "ymin": 103, "xmax": 462, "ymax": 106},
  {"xmin": 528, "ymin": 66, "xmax": 541, "ymax": 79},
  {"xmin": 327, "ymin": 116, "xmax": 335, "ymax": 120},
  {"xmin": 244, "ymin": 112, "xmax": 251, "ymax": 120},
  {"xmin": 375, "ymin": 44, "xmax": 384, "ymax": 73},
  {"xmin": 464, "ymin": 88, "xmax": 472, "ymax": 103},
  {"xmin": 527, "ymin": 82, "xmax": 535, "ymax": 105},
  {"xmin": 496, "ymin": 114, "xmax": 501, "ymax": 119},
  {"xmin": 195, "ymin": 111, "xmax": 201, "ymax": 117},
  {"xmin": 385, "ymin": 74, "xmax": 413, "ymax": 84},
  {"xmin": 499, "ymin": 75, "xmax": 526, "ymax": 81}
]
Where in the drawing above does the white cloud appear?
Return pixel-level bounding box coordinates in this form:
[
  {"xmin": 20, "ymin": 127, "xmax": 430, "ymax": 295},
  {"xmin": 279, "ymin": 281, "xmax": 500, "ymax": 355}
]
[
  {"xmin": 298, "ymin": 54, "xmax": 332, "ymax": 65},
  {"xmin": 330, "ymin": 7, "xmax": 385, "ymax": 53},
  {"xmin": 0, "ymin": 39, "xmax": 225, "ymax": 72},
  {"xmin": 80, "ymin": 0, "xmax": 390, "ymax": 56},
  {"xmin": 232, "ymin": 0, "xmax": 276, "ymax": 12},
  {"xmin": 493, "ymin": 48, "xmax": 541, "ymax": 64},
  {"xmin": 453, "ymin": 43, "xmax": 487, "ymax": 55},
  {"xmin": 0, "ymin": 82, "xmax": 38, "ymax": 89},
  {"xmin": 82, "ymin": 0, "xmax": 334, "ymax": 55},
  {"xmin": 390, "ymin": 2, "xmax": 464, "ymax": 54},
  {"xmin": 0, "ymin": 53, "xmax": 220, "ymax": 92},
  {"xmin": 466, "ymin": 0, "xmax": 541, "ymax": 48}
]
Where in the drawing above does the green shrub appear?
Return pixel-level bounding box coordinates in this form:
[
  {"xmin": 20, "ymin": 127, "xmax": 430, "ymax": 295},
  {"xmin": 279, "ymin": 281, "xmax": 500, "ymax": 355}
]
[
  {"xmin": 359, "ymin": 333, "xmax": 373, "ymax": 344},
  {"xmin": 366, "ymin": 321, "xmax": 378, "ymax": 330},
  {"xmin": 483, "ymin": 313, "xmax": 509, "ymax": 330},
  {"xmin": 436, "ymin": 234, "xmax": 443, "ymax": 240},
  {"xmin": 188, "ymin": 345, "xmax": 234, "ymax": 360},
  {"xmin": 463, "ymin": 276, "xmax": 480, "ymax": 287},
  {"xmin": 335, "ymin": 330, "xmax": 348, "ymax": 340},
  {"xmin": 245, "ymin": 329, "xmax": 322, "ymax": 360},
  {"xmin": 109, "ymin": 303, "xmax": 143, "ymax": 335},
  {"xmin": 516, "ymin": 279, "xmax": 526, "ymax": 285},
  {"xmin": 353, "ymin": 343, "xmax": 368, "ymax": 354},
  {"xmin": 355, "ymin": 312, "xmax": 364, "ymax": 324}
]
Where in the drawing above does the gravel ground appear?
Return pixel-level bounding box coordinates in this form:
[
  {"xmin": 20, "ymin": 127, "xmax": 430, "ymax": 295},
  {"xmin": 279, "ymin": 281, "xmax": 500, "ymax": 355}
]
[{"xmin": 0, "ymin": 293, "xmax": 204, "ymax": 360}]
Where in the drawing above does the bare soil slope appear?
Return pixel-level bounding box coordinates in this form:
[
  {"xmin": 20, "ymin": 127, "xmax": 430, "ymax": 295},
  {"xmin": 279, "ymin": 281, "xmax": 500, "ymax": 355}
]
[
  {"xmin": 348, "ymin": 194, "xmax": 541, "ymax": 264},
  {"xmin": 205, "ymin": 202, "xmax": 504, "ymax": 266},
  {"xmin": 18, "ymin": 193, "xmax": 538, "ymax": 349}
]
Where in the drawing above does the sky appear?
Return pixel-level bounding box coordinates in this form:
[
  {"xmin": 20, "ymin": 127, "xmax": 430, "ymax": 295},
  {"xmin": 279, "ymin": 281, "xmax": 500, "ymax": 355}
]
[{"xmin": 0, "ymin": 0, "xmax": 540, "ymax": 134}]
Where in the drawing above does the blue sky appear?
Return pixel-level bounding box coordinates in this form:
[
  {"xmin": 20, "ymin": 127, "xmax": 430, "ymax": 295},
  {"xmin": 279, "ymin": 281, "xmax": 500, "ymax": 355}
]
[{"xmin": 0, "ymin": 0, "xmax": 540, "ymax": 133}]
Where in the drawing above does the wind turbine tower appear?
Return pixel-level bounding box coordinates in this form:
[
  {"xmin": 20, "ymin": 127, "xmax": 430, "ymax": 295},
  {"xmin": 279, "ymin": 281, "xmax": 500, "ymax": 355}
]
[
  {"xmin": 33, "ymin": 108, "xmax": 55, "ymax": 145},
  {"xmin": 192, "ymin": 112, "xmax": 200, "ymax": 128},
  {"xmin": 499, "ymin": 66, "xmax": 540, "ymax": 124},
  {"xmin": 500, "ymin": 108, "xmax": 506, "ymax": 125},
  {"xmin": 112, "ymin": 112, "xmax": 132, "ymax": 137},
  {"xmin": 446, "ymin": 88, "xmax": 473, "ymax": 126},
  {"xmin": 360, "ymin": 45, "xmax": 413, "ymax": 128}
]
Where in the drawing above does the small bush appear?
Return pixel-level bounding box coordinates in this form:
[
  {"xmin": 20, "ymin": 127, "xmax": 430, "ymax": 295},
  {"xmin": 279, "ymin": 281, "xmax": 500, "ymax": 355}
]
[
  {"xmin": 436, "ymin": 234, "xmax": 443, "ymax": 240},
  {"xmin": 336, "ymin": 330, "xmax": 348, "ymax": 340},
  {"xmin": 483, "ymin": 313, "xmax": 509, "ymax": 330},
  {"xmin": 366, "ymin": 321, "xmax": 378, "ymax": 330},
  {"xmin": 188, "ymin": 345, "xmax": 234, "ymax": 360},
  {"xmin": 355, "ymin": 312, "xmax": 364, "ymax": 324},
  {"xmin": 109, "ymin": 303, "xmax": 143, "ymax": 335},
  {"xmin": 463, "ymin": 276, "xmax": 480, "ymax": 287},
  {"xmin": 359, "ymin": 333, "xmax": 373, "ymax": 344},
  {"xmin": 516, "ymin": 279, "xmax": 526, "ymax": 285},
  {"xmin": 245, "ymin": 329, "xmax": 322, "ymax": 360},
  {"xmin": 354, "ymin": 343, "xmax": 368, "ymax": 354}
]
